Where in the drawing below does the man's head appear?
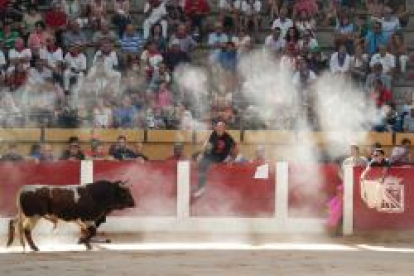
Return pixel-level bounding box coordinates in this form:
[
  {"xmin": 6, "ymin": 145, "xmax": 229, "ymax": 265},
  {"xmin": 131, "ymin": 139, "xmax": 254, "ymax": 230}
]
[
  {"xmin": 125, "ymin": 24, "xmax": 135, "ymax": 36},
  {"xmin": 350, "ymin": 144, "xmax": 360, "ymax": 158},
  {"xmin": 373, "ymin": 22, "xmax": 382, "ymax": 34},
  {"xmin": 401, "ymin": 138, "xmax": 411, "ymax": 147},
  {"xmin": 117, "ymin": 135, "xmax": 127, "ymax": 148},
  {"xmin": 215, "ymin": 22, "xmax": 223, "ymax": 34},
  {"xmin": 215, "ymin": 121, "xmax": 226, "ymax": 136},
  {"xmin": 371, "ymin": 148, "xmax": 385, "ymax": 163},
  {"xmin": 379, "ymin": 44, "xmax": 387, "ymax": 56},
  {"xmin": 177, "ymin": 24, "xmax": 187, "ymax": 36},
  {"xmin": 280, "ymin": 7, "xmax": 288, "ymax": 19},
  {"xmin": 272, "ymin": 27, "xmax": 281, "ymax": 39},
  {"xmin": 14, "ymin": 38, "xmax": 25, "ymax": 51}
]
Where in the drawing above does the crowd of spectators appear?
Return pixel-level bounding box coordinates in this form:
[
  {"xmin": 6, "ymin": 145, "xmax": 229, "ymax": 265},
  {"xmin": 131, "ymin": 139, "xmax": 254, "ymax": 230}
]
[{"xmin": 0, "ymin": 0, "xmax": 412, "ymax": 132}]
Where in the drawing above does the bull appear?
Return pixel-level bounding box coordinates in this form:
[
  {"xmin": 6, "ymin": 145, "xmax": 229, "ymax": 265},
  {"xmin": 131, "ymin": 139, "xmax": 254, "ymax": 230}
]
[{"xmin": 6, "ymin": 180, "xmax": 135, "ymax": 251}]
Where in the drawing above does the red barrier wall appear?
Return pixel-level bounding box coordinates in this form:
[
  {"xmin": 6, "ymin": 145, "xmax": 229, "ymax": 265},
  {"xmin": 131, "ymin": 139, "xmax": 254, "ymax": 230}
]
[
  {"xmin": 190, "ymin": 164, "xmax": 275, "ymax": 217},
  {"xmin": 288, "ymin": 163, "xmax": 341, "ymax": 218},
  {"xmin": 0, "ymin": 161, "xmax": 81, "ymax": 216},
  {"xmin": 353, "ymin": 166, "xmax": 414, "ymax": 231},
  {"xmin": 93, "ymin": 160, "xmax": 177, "ymax": 216}
]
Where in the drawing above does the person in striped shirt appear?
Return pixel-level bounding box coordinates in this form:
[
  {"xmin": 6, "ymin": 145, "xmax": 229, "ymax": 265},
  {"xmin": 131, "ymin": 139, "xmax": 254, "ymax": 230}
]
[{"xmin": 120, "ymin": 24, "xmax": 145, "ymax": 55}]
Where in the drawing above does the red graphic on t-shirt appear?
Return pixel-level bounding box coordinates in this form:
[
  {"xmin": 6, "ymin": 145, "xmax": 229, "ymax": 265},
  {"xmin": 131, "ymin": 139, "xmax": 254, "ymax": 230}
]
[{"xmin": 216, "ymin": 140, "xmax": 225, "ymax": 153}]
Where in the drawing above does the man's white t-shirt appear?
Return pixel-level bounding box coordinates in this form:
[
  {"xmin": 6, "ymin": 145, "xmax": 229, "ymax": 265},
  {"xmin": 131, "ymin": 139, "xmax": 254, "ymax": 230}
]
[{"xmin": 370, "ymin": 53, "xmax": 396, "ymax": 74}]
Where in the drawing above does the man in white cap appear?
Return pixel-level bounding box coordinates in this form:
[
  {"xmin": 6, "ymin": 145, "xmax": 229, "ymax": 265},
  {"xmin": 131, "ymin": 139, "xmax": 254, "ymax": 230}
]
[{"xmin": 193, "ymin": 121, "xmax": 236, "ymax": 198}]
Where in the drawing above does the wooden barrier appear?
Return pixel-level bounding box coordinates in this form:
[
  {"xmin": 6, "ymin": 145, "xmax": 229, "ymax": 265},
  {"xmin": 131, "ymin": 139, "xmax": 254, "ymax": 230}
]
[
  {"xmin": 45, "ymin": 129, "xmax": 144, "ymax": 143},
  {"xmin": 147, "ymin": 130, "xmax": 193, "ymax": 143},
  {"xmin": 244, "ymin": 131, "xmax": 296, "ymax": 144},
  {"xmin": 0, "ymin": 128, "xmax": 41, "ymax": 142}
]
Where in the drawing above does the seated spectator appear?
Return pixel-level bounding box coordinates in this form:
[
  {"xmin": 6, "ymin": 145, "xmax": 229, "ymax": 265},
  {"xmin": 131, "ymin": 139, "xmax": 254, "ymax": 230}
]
[
  {"xmin": 169, "ymin": 24, "xmax": 197, "ymax": 54},
  {"xmin": 264, "ymin": 27, "xmax": 286, "ymax": 56},
  {"xmin": 120, "ymin": 24, "xmax": 145, "ymax": 56},
  {"xmin": 1, "ymin": 143, "xmax": 24, "ymax": 161},
  {"xmin": 93, "ymin": 20, "xmax": 118, "ymax": 46},
  {"xmin": 218, "ymin": 0, "xmax": 237, "ymax": 31},
  {"xmin": 239, "ymin": 0, "xmax": 262, "ymax": 37},
  {"xmin": 271, "ymin": 6, "xmax": 293, "ymax": 38},
  {"xmin": 29, "ymin": 143, "xmax": 42, "ymax": 160},
  {"xmin": 180, "ymin": 109, "xmax": 194, "ymax": 130},
  {"xmin": 8, "ymin": 38, "xmax": 32, "ymax": 71},
  {"xmin": 388, "ymin": 32, "xmax": 409, "ymax": 75},
  {"xmin": 113, "ymin": 96, "xmax": 137, "ymax": 128},
  {"xmin": 60, "ymin": 139, "xmax": 85, "ymax": 160},
  {"xmin": 23, "ymin": 5, "xmax": 43, "ymax": 33},
  {"xmin": 143, "ymin": 0, "xmax": 168, "ymax": 40},
  {"xmin": 0, "ymin": 22, "xmax": 20, "ymax": 50},
  {"xmin": 295, "ymin": 9, "xmax": 316, "ymax": 36},
  {"xmin": 307, "ymin": 47, "xmax": 328, "ymax": 75},
  {"xmin": 404, "ymin": 108, "xmax": 414, "ymax": 132},
  {"xmin": 63, "ymin": 20, "xmax": 88, "ymax": 49},
  {"xmin": 90, "ymin": 42, "xmax": 121, "ymax": 92},
  {"xmin": 330, "ymin": 44, "xmax": 352, "ymax": 74},
  {"xmin": 280, "ymin": 42, "xmax": 298, "ymax": 71},
  {"xmin": 365, "ymin": 21, "xmax": 388, "ymax": 55},
  {"xmin": 370, "ymin": 44, "xmax": 395, "ymax": 76},
  {"xmin": 224, "ymin": 144, "xmax": 248, "ymax": 163},
  {"xmin": 334, "ymin": 13, "xmax": 355, "ymax": 54},
  {"xmin": 148, "ymin": 62, "xmax": 171, "ymax": 92},
  {"xmin": 298, "ymin": 29, "xmax": 318, "ymax": 53},
  {"xmin": 166, "ymin": 142, "xmax": 187, "ymax": 160},
  {"xmin": 28, "ymin": 59, "xmax": 52, "ymax": 85},
  {"xmin": 39, "ymin": 36, "xmax": 64, "ymax": 83},
  {"xmin": 284, "ymin": 26, "xmax": 300, "ymax": 49},
  {"xmin": 293, "ymin": 0, "xmax": 318, "ymax": 19},
  {"xmin": 367, "ymin": 148, "xmax": 390, "ymax": 167},
  {"xmin": 292, "ymin": 57, "xmax": 317, "ymax": 88},
  {"xmin": 396, "ymin": 3, "xmax": 409, "ymax": 28},
  {"xmin": 390, "ymin": 138, "xmax": 411, "ymax": 164},
  {"xmin": 0, "ymin": 92, "xmax": 22, "ymax": 127},
  {"xmin": 350, "ymin": 43, "xmax": 369, "ymax": 81},
  {"xmin": 251, "ymin": 145, "xmax": 266, "ymax": 164},
  {"xmin": 371, "ymin": 78, "xmax": 393, "ymax": 109},
  {"xmin": 184, "ymin": 0, "xmax": 210, "ymax": 42},
  {"xmin": 373, "ymin": 103, "xmax": 398, "ymax": 132},
  {"xmin": 89, "ymin": 0, "xmax": 107, "ymax": 23},
  {"xmin": 232, "ymin": 28, "xmax": 252, "ymax": 57},
  {"xmin": 63, "ymin": 43, "xmax": 87, "ymax": 94},
  {"xmin": 218, "ymin": 41, "xmax": 238, "ymax": 71},
  {"xmin": 376, "ymin": 6, "xmax": 400, "ymax": 41},
  {"xmin": 45, "ymin": 2, "xmax": 68, "ymax": 33},
  {"xmin": 365, "ymin": 63, "xmax": 392, "ymax": 92},
  {"xmin": 109, "ymin": 135, "xmax": 138, "ymax": 160},
  {"xmin": 157, "ymin": 82, "xmax": 173, "ymax": 109},
  {"xmin": 367, "ymin": 0, "xmax": 385, "ymax": 19},
  {"xmin": 141, "ymin": 40, "xmax": 164, "ymax": 78},
  {"xmin": 208, "ymin": 22, "xmax": 229, "ymax": 62},
  {"xmin": 93, "ymin": 99, "xmax": 113, "ymax": 128},
  {"xmin": 6, "ymin": 62, "xmax": 29, "ymax": 91},
  {"xmin": 163, "ymin": 39, "xmax": 191, "ymax": 71},
  {"xmin": 149, "ymin": 23, "xmax": 168, "ymax": 53},
  {"xmin": 165, "ymin": 0, "xmax": 187, "ymax": 35},
  {"xmin": 62, "ymin": 0, "xmax": 83, "ymax": 20},
  {"xmin": 37, "ymin": 143, "xmax": 55, "ymax": 161},
  {"xmin": 112, "ymin": 0, "xmax": 131, "ymax": 38},
  {"xmin": 86, "ymin": 139, "xmax": 110, "ymax": 160},
  {"xmin": 27, "ymin": 21, "xmax": 48, "ymax": 54}
]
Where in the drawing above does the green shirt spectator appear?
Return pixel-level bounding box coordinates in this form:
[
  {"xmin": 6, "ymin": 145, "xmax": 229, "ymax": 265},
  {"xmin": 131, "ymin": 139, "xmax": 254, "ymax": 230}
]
[{"xmin": 0, "ymin": 24, "xmax": 20, "ymax": 49}]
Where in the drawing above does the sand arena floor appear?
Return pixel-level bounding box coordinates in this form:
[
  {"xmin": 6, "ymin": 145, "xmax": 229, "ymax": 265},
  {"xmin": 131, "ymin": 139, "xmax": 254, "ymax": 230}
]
[{"xmin": 1, "ymin": 233, "xmax": 414, "ymax": 276}]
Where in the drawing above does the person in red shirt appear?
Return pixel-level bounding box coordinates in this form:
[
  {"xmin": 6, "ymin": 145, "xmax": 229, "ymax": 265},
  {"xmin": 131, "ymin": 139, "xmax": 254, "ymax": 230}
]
[
  {"xmin": 371, "ymin": 78, "xmax": 393, "ymax": 108},
  {"xmin": 184, "ymin": 0, "xmax": 210, "ymax": 42}
]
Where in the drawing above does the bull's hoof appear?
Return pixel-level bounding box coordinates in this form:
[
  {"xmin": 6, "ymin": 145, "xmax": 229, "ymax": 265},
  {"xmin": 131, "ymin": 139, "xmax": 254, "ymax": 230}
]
[
  {"xmin": 30, "ymin": 247, "xmax": 39, "ymax": 252},
  {"xmin": 84, "ymin": 243, "xmax": 92, "ymax": 250}
]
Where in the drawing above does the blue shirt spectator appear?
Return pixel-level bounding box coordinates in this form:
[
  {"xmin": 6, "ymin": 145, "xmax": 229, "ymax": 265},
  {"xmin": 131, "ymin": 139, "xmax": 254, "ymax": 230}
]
[
  {"xmin": 120, "ymin": 24, "xmax": 145, "ymax": 54},
  {"xmin": 113, "ymin": 97, "xmax": 137, "ymax": 128},
  {"xmin": 365, "ymin": 22, "xmax": 388, "ymax": 55}
]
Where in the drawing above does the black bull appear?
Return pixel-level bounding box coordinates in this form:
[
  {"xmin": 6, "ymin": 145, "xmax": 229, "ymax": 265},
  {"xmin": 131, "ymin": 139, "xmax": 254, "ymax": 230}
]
[{"xmin": 6, "ymin": 180, "xmax": 135, "ymax": 251}]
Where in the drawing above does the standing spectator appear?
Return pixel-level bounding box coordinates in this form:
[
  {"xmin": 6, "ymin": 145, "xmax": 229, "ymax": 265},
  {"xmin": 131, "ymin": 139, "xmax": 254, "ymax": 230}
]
[
  {"xmin": 112, "ymin": 0, "xmax": 131, "ymax": 38},
  {"xmin": 184, "ymin": 0, "xmax": 210, "ymax": 42},
  {"xmin": 193, "ymin": 121, "xmax": 236, "ymax": 198},
  {"xmin": 390, "ymin": 138, "xmax": 411, "ymax": 164},
  {"xmin": 91, "ymin": 42, "xmax": 121, "ymax": 89},
  {"xmin": 169, "ymin": 24, "xmax": 197, "ymax": 54},
  {"xmin": 1, "ymin": 143, "xmax": 24, "ymax": 161},
  {"xmin": 207, "ymin": 22, "xmax": 228, "ymax": 62},
  {"xmin": 365, "ymin": 21, "xmax": 388, "ymax": 55},
  {"xmin": 271, "ymin": 6, "xmax": 293, "ymax": 38},
  {"xmin": 63, "ymin": 43, "xmax": 87, "ymax": 94},
  {"xmin": 218, "ymin": 41, "xmax": 237, "ymax": 72},
  {"xmin": 143, "ymin": 0, "xmax": 168, "ymax": 40},
  {"xmin": 330, "ymin": 44, "xmax": 352, "ymax": 74},
  {"xmin": 163, "ymin": 39, "xmax": 190, "ymax": 71},
  {"xmin": 370, "ymin": 44, "xmax": 396, "ymax": 76},
  {"xmin": 264, "ymin": 27, "xmax": 286, "ymax": 56}
]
